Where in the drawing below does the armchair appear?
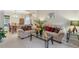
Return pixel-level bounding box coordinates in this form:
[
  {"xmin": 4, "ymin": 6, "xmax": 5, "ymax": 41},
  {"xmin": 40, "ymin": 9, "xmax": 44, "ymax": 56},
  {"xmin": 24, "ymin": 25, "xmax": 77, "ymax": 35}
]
[{"xmin": 17, "ymin": 29, "xmax": 30, "ymax": 39}]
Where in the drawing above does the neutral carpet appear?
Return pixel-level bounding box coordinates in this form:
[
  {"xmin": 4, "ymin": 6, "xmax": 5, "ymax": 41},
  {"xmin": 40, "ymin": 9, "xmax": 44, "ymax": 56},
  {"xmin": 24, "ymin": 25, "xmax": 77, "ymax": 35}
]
[{"xmin": 0, "ymin": 33, "xmax": 79, "ymax": 48}]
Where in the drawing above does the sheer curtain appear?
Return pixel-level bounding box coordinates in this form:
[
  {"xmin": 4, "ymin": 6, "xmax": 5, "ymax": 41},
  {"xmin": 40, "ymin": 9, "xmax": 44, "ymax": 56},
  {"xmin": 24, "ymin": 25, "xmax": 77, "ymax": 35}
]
[{"xmin": 24, "ymin": 16, "xmax": 31, "ymax": 25}]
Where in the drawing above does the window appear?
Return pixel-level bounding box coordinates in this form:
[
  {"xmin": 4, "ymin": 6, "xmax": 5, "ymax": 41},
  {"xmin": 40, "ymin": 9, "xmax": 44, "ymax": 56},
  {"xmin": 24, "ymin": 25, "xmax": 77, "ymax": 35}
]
[
  {"xmin": 24, "ymin": 16, "xmax": 31, "ymax": 25},
  {"xmin": 4, "ymin": 15, "xmax": 10, "ymax": 26}
]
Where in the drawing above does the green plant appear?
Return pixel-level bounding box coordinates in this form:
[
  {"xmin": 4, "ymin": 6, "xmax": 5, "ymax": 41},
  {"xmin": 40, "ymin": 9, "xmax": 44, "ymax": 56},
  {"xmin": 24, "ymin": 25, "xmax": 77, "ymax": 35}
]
[
  {"xmin": 34, "ymin": 19, "xmax": 47, "ymax": 36},
  {"xmin": 0, "ymin": 29, "xmax": 6, "ymax": 42}
]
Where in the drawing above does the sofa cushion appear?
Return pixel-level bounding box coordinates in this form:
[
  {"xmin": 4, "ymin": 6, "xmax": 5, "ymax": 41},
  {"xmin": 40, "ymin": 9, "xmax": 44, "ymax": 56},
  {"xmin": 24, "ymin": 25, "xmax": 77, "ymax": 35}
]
[
  {"xmin": 44, "ymin": 26, "xmax": 54, "ymax": 32},
  {"xmin": 54, "ymin": 28, "xmax": 60, "ymax": 33},
  {"xmin": 21, "ymin": 25, "xmax": 32, "ymax": 31},
  {"xmin": 44, "ymin": 26, "xmax": 60, "ymax": 33}
]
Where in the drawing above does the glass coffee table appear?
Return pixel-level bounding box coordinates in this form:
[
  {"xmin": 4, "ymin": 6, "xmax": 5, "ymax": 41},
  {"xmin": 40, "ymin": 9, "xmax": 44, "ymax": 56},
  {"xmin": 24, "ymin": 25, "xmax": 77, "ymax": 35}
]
[{"xmin": 30, "ymin": 31, "xmax": 53, "ymax": 48}]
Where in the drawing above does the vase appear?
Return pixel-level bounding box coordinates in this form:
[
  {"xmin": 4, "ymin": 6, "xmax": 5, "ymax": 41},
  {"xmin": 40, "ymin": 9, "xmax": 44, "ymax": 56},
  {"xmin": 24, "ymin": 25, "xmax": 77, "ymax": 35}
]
[
  {"xmin": 36, "ymin": 31, "xmax": 38, "ymax": 37},
  {"xmin": 40, "ymin": 30, "xmax": 43, "ymax": 37}
]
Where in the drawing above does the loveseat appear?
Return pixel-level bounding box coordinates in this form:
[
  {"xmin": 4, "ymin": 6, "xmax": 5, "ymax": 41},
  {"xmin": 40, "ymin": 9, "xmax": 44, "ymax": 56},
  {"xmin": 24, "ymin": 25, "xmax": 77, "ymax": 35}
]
[{"xmin": 44, "ymin": 26, "xmax": 64, "ymax": 43}]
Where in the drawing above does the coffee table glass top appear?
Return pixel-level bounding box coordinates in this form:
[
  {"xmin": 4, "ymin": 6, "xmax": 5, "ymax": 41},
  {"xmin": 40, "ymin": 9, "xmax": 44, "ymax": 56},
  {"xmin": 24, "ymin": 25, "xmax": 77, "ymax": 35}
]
[{"xmin": 32, "ymin": 31, "xmax": 52, "ymax": 41}]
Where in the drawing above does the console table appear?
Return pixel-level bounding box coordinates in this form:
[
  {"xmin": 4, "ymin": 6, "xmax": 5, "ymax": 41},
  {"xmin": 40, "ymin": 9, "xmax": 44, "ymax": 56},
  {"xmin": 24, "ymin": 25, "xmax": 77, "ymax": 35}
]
[{"xmin": 66, "ymin": 32, "xmax": 79, "ymax": 42}]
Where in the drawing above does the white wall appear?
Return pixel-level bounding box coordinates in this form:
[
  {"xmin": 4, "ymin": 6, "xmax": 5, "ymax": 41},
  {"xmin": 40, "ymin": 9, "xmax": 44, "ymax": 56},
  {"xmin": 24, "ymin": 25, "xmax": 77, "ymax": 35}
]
[
  {"xmin": 37, "ymin": 11, "xmax": 70, "ymax": 27},
  {"xmin": 0, "ymin": 11, "xmax": 4, "ymax": 28},
  {"xmin": 54, "ymin": 13, "xmax": 70, "ymax": 26}
]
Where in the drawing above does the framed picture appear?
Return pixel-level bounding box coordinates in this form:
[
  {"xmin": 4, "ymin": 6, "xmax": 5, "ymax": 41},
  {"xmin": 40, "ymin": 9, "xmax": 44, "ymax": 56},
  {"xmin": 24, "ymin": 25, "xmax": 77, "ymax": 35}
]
[{"xmin": 70, "ymin": 21, "xmax": 79, "ymax": 26}]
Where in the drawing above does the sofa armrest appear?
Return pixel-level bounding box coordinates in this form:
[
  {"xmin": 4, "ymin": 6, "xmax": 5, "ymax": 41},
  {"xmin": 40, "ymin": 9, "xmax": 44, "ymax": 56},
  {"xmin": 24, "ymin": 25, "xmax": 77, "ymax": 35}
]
[{"xmin": 46, "ymin": 30, "xmax": 64, "ymax": 42}]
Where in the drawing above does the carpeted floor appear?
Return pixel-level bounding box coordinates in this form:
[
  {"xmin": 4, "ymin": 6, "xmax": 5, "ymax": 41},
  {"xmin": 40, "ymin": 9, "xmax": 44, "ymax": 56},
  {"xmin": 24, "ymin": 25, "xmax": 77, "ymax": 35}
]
[{"xmin": 0, "ymin": 33, "xmax": 79, "ymax": 48}]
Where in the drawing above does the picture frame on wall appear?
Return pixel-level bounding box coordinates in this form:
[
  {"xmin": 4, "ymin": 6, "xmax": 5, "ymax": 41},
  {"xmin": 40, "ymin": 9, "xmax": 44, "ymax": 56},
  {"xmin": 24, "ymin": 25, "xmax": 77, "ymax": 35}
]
[{"xmin": 70, "ymin": 21, "xmax": 79, "ymax": 26}]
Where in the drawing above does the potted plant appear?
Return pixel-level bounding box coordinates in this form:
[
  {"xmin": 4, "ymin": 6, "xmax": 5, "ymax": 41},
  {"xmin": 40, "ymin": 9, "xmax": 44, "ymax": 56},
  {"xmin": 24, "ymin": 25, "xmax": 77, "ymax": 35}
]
[
  {"xmin": 34, "ymin": 19, "xmax": 47, "ymax": 36},
  {"xmin": 0, "ymin": 28, "xmax": 6, "ymax": 42}
]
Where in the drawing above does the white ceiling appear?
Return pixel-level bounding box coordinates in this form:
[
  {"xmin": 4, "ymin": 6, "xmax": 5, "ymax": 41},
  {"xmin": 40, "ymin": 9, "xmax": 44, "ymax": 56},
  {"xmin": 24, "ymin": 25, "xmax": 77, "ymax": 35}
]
[
  {"xmin": 55, "ymin": 10, "xmax": 79, "ymax": 20},
  {"xmin": 3, "ymin": 10, "xmax": 79, "ymax": 20}
]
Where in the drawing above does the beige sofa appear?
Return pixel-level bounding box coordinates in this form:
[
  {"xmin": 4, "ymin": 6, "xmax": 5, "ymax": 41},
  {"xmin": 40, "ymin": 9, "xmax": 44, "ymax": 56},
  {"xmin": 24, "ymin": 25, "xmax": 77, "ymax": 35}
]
[
  {"xmin": 46, "ymin": 30, "xmax": 64, "ymax": 43},
  {"xmin": 17, "ymin": 25, "xmax": 64, "ymax": 43},
  {"xmin": 17, "ymin": 29, "xmax": 31, "ymax": 39}
]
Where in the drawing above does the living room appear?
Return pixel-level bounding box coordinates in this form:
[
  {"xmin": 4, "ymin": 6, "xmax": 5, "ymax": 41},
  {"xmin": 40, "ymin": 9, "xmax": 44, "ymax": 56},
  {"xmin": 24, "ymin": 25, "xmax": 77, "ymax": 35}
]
[{"xmin": 0, "ymin": 10, "xmax": 79, "ymax": 48}]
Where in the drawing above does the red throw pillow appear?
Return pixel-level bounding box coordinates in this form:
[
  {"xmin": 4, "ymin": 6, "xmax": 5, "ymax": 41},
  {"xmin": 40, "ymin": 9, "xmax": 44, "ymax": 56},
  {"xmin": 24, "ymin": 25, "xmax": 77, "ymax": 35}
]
[
  {"xmin": 51, "ymin": 28, "xmax": 55, "ymax": 32},
  {"xmin": 45, "ymin": 26, "xmax": 50, "ymax": 31},
  {"xmin": 49, "ymin": 27, "xmax": 53, "ymax": 32}
]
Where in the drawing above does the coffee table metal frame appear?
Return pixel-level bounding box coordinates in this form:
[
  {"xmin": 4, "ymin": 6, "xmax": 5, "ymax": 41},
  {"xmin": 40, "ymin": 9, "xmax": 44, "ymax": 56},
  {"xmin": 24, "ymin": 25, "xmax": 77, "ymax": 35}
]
[{"xmin": 29, "ymin": 33, "xmax": 53, "ymax": 48}]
